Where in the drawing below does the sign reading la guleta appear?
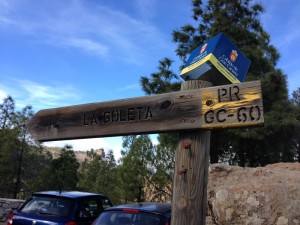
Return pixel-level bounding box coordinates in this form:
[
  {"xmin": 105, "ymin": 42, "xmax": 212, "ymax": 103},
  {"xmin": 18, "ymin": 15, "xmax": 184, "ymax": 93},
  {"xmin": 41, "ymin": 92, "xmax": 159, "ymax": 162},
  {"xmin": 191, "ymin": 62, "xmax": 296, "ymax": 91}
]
[{"xmin": 26, "ymin": 80, "xmax": 264, "ymax": 142}]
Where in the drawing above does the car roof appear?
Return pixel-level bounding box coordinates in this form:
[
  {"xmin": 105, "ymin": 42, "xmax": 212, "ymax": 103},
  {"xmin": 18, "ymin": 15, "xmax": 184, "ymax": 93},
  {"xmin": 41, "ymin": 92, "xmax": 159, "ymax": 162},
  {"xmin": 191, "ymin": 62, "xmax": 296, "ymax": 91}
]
[
  {"xmin": 104, "ymin": 202, "xmax": 171, "ymax": 217},
  {"xmin": 33, "ymin": 191, "xmax": 106, "ymax": 199}
]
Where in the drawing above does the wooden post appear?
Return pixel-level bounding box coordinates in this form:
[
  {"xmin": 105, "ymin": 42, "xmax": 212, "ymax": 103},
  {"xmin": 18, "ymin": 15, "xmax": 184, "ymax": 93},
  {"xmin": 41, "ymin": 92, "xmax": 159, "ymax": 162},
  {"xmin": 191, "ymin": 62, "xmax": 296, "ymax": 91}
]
[
  {"xmin": 171, "ymin": 80, "xmax": 212, "ymax": 225},
  {"xmin": 25, "ymin": 79, "xmax": 263, "ymax": 225}
]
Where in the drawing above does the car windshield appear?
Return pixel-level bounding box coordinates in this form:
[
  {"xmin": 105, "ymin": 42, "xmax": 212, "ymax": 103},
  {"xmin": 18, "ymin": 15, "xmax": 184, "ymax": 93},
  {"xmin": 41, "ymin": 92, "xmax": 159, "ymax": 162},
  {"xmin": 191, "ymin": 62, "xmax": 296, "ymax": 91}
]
[
  {"xmin": 21, "ymin": 196, "xmax": 73, "ymax": 217},
  {"xmin": 94, "ymin": 211, "xmax": 167, "ymax": 225}
]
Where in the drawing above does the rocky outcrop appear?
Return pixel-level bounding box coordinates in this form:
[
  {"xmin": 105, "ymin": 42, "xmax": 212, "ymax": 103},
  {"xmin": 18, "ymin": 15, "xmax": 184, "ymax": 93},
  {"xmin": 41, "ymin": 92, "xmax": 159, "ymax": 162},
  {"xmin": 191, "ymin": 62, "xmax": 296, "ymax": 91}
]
[{"xmin": 206, "ymin": 163, "xmax": 300, "ymax": 225}]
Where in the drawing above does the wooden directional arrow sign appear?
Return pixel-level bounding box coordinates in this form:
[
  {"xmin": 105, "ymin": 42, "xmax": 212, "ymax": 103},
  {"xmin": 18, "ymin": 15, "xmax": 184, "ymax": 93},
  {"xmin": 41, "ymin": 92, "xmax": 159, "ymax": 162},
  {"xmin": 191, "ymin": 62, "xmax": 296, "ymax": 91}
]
[{"xmin": 26, "ymin": 80, "xmax": 264, "ymax": 142}]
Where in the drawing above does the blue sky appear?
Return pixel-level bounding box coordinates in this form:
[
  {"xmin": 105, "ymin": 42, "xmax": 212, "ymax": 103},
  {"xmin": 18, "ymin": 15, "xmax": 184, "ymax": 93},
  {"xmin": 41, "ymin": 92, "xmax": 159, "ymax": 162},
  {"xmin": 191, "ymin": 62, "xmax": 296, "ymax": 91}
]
[{"xmin": 1, "ymin": 0, "xmax": 299, "ymax": 159}]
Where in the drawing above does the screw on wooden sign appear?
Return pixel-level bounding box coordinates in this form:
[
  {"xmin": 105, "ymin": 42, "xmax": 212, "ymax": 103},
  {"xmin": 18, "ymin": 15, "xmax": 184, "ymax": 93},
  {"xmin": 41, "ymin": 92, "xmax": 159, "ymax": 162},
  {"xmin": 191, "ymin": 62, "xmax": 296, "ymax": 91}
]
[{"xmin": 25, "ymin": 80, "xmax": 264, "ymax": 142}]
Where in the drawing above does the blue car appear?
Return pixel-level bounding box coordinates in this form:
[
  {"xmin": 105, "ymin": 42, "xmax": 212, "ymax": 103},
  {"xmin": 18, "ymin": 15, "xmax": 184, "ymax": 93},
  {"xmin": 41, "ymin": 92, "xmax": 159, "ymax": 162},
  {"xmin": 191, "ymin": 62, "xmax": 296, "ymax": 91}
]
[
  {"xmin": 8, "ymin": 191, "xmax": 113, "ymax": 225},
  {"xmin": 92, "ymin": 202, "xmax": 171, "ymax": 225}
]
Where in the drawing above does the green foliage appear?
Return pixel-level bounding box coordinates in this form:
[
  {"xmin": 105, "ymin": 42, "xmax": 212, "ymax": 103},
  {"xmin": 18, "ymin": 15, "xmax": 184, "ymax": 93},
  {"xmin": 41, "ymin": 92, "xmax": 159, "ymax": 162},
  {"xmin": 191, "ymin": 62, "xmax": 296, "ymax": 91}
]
[
  {"xmin": 77, "ymin": 149, "xmax": 119, "ymax": 204},
  {"xmin": 22, "ymin": 149, "xmax": 53, "ymax": 198},
  {"xmin": 117, "ymin": 135, "xmax": 154, "ymax": 203},
  {"xmin": 140, "ymin": 58, "xmax": 181, "ymax": 95},
  {"xmin": 139, "ymin": 58, "xmax": 181, "ymax": 201},
  {"xmin": 173, "ymin": 0, "xmax": 297, "ymax": 166},
  {"xmin": 77, "ymin": 150, "xmax": 104, "ymax": 192},
  {"xmin": 291, "ymin": 88, "xmax": 300, "ymax": 162},
  {"xmin": 0, "ymin": 96, "xmax": 16, "ymax": 197},
  {"xmin": 140, "ymin": 0, "xmax": 299, "ymax": 167},
  {"xmin": 46, "ymin": 145, "xmax": 80, "ymax": 191},
  {"xmin": 0, "ymin": 127, "xmax": 19, "ymax": 198},
  {"xmin": 1, "ymin": 0, "xmax": 300, "ymax": 202},
  {"xmin": 292, "ymin": 88, "xmax": 300, "ymax": 106},
  {"xmin": 0, "ymin": 96, "xmax": 46, "ymax": 198},
  {"xmin": 225, "ymin": 70, "xmax": 295, "ymax": 166},
  {"xmin": 0, "ymin": 96, "xmax": 15, "ymax": 130},
  {"xmin": 147, "ymin": 134, "xmax": 177, "ymax": 201},
  {"xmin": 96, "ymin": 150, "xmax": 119, "ymax": 203},
  {"xmin": 173, "ymin": 0, "xmax": 280, "ymax": 77}
]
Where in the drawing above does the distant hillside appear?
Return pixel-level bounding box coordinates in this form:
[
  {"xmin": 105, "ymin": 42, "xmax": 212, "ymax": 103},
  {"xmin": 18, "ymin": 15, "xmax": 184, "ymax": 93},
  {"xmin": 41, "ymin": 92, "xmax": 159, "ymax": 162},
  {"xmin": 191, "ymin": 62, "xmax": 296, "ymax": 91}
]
[{"xmin": 44, "ymin": 147, "xmax": 90, "ymax": 163}]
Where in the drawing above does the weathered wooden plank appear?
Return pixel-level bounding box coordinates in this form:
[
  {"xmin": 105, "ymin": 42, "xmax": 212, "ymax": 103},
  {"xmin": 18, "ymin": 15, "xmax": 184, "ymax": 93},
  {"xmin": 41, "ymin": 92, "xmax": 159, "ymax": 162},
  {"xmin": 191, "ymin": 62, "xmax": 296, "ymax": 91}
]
[
  {"xmin": 26, "ymin": 80, "xmax": 264, "ymax": 141},
  {"xmin": 171, "ymin": 80, "xmax": 211, "ymax": 225},
  {"xmin": 201, "ymin": 80, "xmax": 263, "ymax": 128}
]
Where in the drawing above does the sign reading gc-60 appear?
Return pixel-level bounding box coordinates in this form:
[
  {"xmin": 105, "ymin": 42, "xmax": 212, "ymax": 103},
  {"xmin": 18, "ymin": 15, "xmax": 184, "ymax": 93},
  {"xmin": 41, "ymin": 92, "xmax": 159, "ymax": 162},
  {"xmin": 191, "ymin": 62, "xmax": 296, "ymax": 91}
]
[
  {"xmin": 26, "ymin": 80, "xmax": 264, "ymax": 142},
  {"xmin": 201, "ymin": 81, "xmax": 262, "ymax": 128}
]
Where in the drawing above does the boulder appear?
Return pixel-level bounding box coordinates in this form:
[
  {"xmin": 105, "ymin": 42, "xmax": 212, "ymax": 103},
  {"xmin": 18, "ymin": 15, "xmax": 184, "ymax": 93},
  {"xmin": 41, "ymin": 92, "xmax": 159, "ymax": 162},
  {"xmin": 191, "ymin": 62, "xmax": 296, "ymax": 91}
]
[{"xmin": 206, "ymin": 163, "xmax": 300, "ymax": 225}]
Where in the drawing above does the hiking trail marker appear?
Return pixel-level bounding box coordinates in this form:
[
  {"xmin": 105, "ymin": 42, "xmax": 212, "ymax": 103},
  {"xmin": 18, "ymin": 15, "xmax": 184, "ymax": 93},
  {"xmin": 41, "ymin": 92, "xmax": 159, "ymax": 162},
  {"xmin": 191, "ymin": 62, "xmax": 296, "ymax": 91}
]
[
  {"xmin": 26, "ymin": 80, "xmax": 263, "ymax": 142},
  {"xmin": 26, "ymin": 80, "xmax": 264, "ymax": 225},
  {"xmin": 26, "ymin": 33, "xmax": 263, "ymax": 225}
]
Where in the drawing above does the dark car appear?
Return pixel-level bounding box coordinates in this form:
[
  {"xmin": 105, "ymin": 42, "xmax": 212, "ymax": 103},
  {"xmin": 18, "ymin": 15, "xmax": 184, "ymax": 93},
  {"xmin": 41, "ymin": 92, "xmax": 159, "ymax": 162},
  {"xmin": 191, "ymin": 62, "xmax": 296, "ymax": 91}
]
[
  {"xmin": 92, "ymin": 202, "xmax": 171, "ymax": 225},
  {"xmin": 8, "ymin": 191, "xmax": 113, "ymax": 225}
]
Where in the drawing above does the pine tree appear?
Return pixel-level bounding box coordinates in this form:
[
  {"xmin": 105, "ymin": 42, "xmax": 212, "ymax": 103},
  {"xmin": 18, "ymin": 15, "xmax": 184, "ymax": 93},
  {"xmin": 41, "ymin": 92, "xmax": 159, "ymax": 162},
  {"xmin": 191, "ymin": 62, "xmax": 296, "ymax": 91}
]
[
  {"xmin": 141, "ymin": 0, "xmax": 296, "ymax": 166},
  {"xmin": 47, "ymin": 145, "xmax": 80, "ymax": 191},
  {"xmin": 118, "ymin": 135, "xmax": 154, "ymax": 203},
  {"xmin": 140, "ymin": 57, "xmax": 181, "ymax": 95},
  {"xmin": 77, "ymin": 149, "xmax": 119, "ymax": 204},
  {"xmin": 0, "ymin": 96, "xmax": 15, "ymax": 130},
  {"xmin": 147, "ymin": 133, "xmax": 177, "ymax": 201},
  {"xmin": 0, "ymin": 96, "xmax": 44, "ymax": 198},
  {"xmin": 173, "ymin": 0, "xmax": 298, "ymax": 166},
  {"xmin": 77, "ymin": 149, "xmax": 104, "ymax": 192},
  {"xmin": 292, "ymin": 88, "xmax": 300, "ymax": 162},
  {"xmin": 140, "ymin": 59, "xmax": 180, "ymax": 200},
  {"xmin": 11, "ymin": 105, "xmax": 35, "ymax": 198}
]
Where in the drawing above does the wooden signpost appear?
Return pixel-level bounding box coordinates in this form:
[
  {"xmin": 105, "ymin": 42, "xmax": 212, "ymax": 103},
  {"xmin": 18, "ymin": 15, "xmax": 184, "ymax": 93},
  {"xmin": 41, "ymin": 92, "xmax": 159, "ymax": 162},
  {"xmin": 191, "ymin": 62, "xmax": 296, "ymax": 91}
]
[
  {"xmin": 26, "ymin": 80, "xmax": 263, "ymax": 142},
  {"xmin": 24, "ymin": 32, "xmax": 261, "ymax": 225},
  {"xmin": 24, "ymin": 32, "xmax": 262, "ymax": 225},
  {"xmin": 171, "ymin": 33, "xmax": 254, "ymax": 225},
  {"xmin": 26, "ymin": 80, "xmax": 264, "ymax": 225}
]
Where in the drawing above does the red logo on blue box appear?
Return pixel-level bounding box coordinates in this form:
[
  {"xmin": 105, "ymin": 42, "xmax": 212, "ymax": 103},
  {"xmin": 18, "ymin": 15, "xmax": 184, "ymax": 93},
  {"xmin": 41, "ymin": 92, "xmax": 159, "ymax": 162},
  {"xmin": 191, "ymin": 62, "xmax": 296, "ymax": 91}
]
[
  {"xmin": 180, "ymin": 33, "xmax": 251, "ymax": 85},
  {"xmin": 230, "ymin": 50, "xmax": 238, "ymax": 62}
]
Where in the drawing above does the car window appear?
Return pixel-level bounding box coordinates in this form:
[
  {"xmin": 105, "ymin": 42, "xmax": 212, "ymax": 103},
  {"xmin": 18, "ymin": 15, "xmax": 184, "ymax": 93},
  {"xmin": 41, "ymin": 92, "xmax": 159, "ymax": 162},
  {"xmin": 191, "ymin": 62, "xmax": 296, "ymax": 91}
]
[
  {"xmin": 101, "ymin": 198, "xmax": 113, "ymax": 209},
  {"xmin": 79, "ymin": 197, "xmax": 111, "ymax": 218},
  {"xmin": 21, "ymin": 196, "xmax": 72, "ymax": 217},
  {"xmin": 80, "ymin": 199, "xmax": 100, "ymax": 218},
  {"xmin": 94, "ymin": 211, "xmax": 167, "ymax": 225}
]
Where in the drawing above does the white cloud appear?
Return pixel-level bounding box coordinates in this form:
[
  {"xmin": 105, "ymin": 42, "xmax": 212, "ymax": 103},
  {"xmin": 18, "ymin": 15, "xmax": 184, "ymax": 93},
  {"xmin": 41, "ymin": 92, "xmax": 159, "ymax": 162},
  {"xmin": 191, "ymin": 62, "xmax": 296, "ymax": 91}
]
[
  {"xmin": 134, "ymin": 0, "xmax": 156, "ymax": 20},
  {"xmin": 0, "ymin": 89, "xmax": 8, "ymax": 100},
  {"xmin": 66, "ymin": 38, "xmax": 109, "ymax": 57},
  {"xmin": 0, "ymin": 79, "xmax": 81, "ymax": 110},
  {"xmin": 0, "ymin": 0, "xmax": 170, "ymax": 63}
]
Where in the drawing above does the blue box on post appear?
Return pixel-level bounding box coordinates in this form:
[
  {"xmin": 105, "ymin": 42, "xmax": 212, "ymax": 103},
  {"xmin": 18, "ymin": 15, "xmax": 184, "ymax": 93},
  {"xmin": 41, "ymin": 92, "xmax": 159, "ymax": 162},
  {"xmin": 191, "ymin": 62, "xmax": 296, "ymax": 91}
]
[{"xmin": 180, "ymin": 33, "xmax": 251, "ymax": 85}]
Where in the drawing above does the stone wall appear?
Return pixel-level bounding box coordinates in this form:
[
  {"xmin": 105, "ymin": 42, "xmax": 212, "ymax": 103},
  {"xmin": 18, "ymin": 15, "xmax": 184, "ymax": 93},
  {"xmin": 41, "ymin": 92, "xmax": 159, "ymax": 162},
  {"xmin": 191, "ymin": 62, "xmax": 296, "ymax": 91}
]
[
  {"xmin": 1, "ymin": 163, "xmax": 299, "ymax": 225},
  {"xmin": 0, "ymin": 199, "xmax": 24, "ymax": 224},
  {"xmin": 206, "ymin": 163, "xmax": 300, "ymax": 225}
]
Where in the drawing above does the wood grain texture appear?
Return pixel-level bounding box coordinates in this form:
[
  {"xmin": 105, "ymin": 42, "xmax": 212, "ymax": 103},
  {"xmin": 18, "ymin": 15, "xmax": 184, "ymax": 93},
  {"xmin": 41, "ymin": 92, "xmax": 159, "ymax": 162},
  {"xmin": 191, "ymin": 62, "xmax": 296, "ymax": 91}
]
[
  {"xmin": 26, "ymin": 81, "xmax": 264, "ymax": 141},
  {"xmin": 171, "ymin": 80, "xmax": 211, "ymax": 225}
]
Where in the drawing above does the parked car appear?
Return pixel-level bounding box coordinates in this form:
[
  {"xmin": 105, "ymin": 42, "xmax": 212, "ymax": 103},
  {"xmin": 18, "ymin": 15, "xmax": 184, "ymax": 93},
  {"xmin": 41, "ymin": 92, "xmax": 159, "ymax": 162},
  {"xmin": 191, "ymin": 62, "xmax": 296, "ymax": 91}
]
[
  {"xmin": 92, "ymin": 202, "xmax": 171, "ymax": 225},
  {"xmin": 8, "ymin": 191, "xmax": 113, "ymax": 225}
]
